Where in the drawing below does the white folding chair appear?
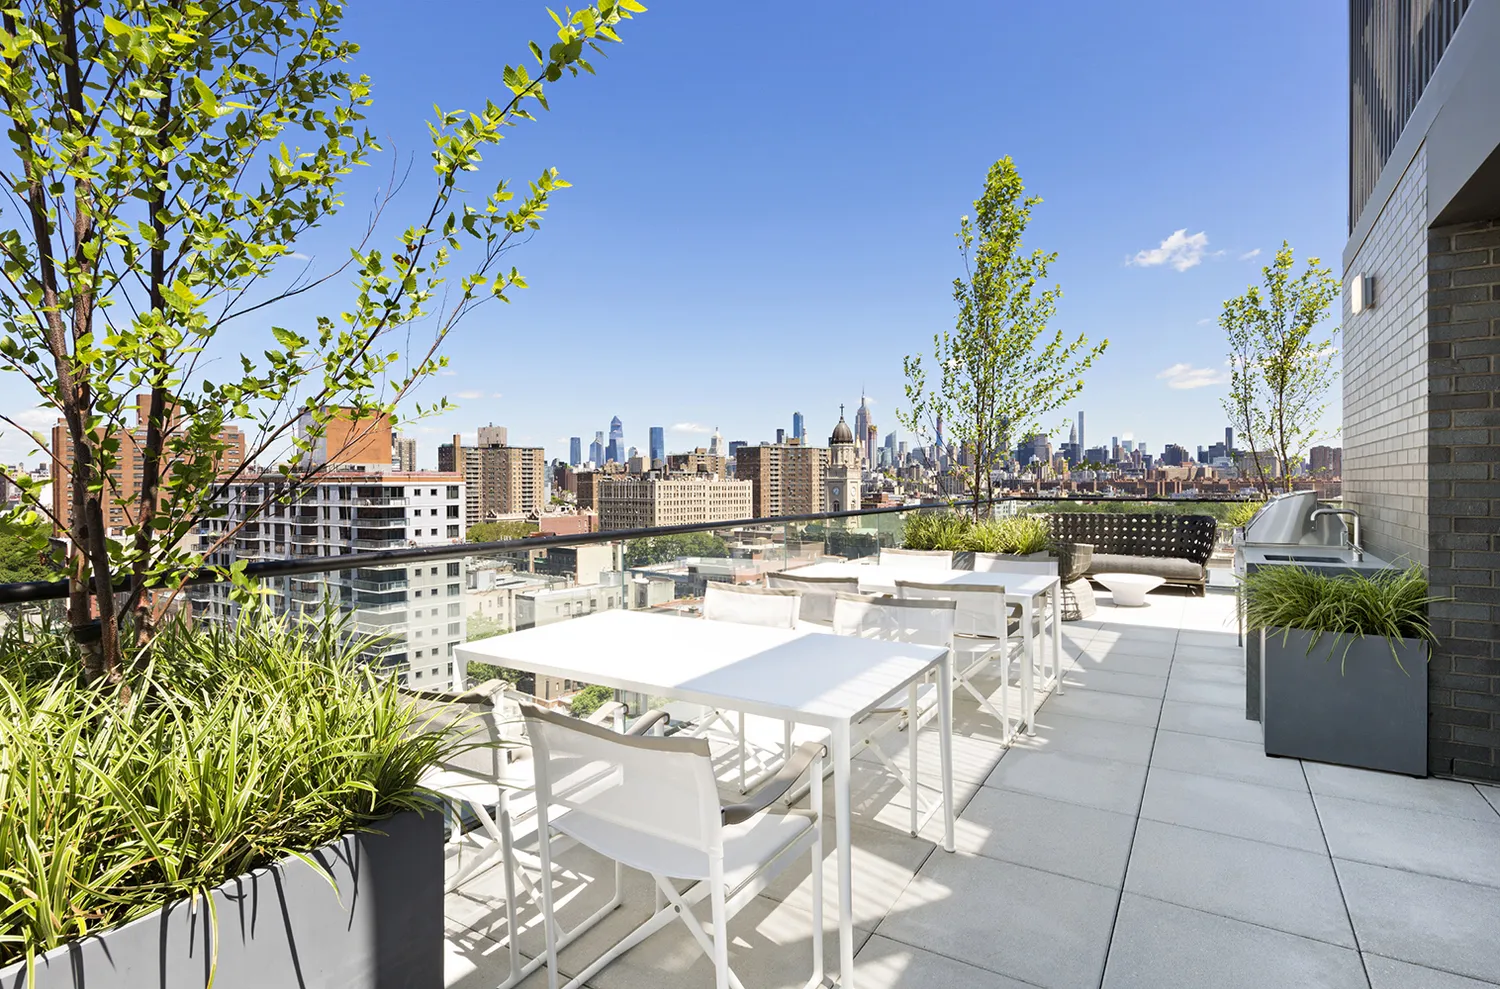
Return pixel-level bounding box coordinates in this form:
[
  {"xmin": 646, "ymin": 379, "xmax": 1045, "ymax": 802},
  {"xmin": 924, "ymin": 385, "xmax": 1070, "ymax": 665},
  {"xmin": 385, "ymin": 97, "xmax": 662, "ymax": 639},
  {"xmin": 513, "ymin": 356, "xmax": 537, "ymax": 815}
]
[
  {"xmin": 698, "ymin": 582, "xmax": 802, "ymax": 791},
  {"xmin": 404, "ymin": 682, "xmax": 667, "ymax": 989},
  {"xmin": 766, "ymin": 570, "xmax": 861, "ymax": 627},
  {"xmin": 524, "ymin": 704, "xmax": 827, "ymax": 989},
  {"xmin": 972, "ymin": 552, "xmax": 1057, "ymax": 575},
  {"xmin": 831, "ymin": 592, "xmax": 957, "ymax": 835},
  {"xmin": 894, "ymin": 579, "xmax": 1024, "ymax": 741},
  {"xmin": 878, "ymin": 546, "xmax": 955, "ymax": 569}
]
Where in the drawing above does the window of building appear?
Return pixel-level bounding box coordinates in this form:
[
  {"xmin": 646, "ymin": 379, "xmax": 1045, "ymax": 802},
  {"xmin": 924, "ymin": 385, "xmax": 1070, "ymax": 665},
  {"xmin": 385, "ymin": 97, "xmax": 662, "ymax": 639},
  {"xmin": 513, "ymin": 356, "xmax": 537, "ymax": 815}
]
[
  {"xmin": 414, "ymin": 670, "xmax": 422, "ymax": 679},
  {"xmin": 412, "ymin": 508, "xmax": 421, "ymax": 517},
  {"xmin": 447, "ymin": 603, "xmax": 461, "ymax": 617},
  {"xmin": 447, "ymin": 525, "xmax": 459, "ymax": 538},
  {"xmin": 430, "ymin": 488, "xmax": 438, "ymax": 496},
  {"xmin": 447, "ymin": 485, "xmax": 459, "ymax": 499},
  {"xmin": 414, "ymin": 589, "xmax": 422, "ymax": 598},
  {"xmin": 430, "ymin": 567, "xmax": 438, "ymax": 576},
  {"xmin": 415, "ymin": 650, "xmax": 423, "ymax": 659},
  {"xmin": 446, "ymin": 505, "xmax": 459, "ymax": 518},
  {"xmin": 447, "ymin": 622, "xmax": 460, "ymax": 636},
  {"xmin": 447, "ymin": 583, "xmax": 460, "ymax": 596},
  {"xmin": 446, "ymin": 562, "xmax": 460, "ymax": 577}
]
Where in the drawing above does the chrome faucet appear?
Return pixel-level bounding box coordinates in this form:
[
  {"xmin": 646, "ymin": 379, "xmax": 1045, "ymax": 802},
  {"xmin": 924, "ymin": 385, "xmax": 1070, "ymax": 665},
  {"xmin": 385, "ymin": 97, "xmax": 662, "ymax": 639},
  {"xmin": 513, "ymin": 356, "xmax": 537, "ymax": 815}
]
[{"xmin": 1310, "ymin": 508, "xmax": 1363, "ymax": 562}]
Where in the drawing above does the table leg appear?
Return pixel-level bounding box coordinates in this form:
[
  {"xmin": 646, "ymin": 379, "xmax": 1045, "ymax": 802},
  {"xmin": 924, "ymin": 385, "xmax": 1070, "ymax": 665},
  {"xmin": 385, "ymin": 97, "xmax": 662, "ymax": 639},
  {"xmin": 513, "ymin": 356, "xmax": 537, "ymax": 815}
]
[
  {"xmin": 1051, "ymin": 583, "xmax": 1063, "ymax": 694},
  {"xmin": 1021, "ymin": 597, "xmax": 1036, "ymax": 736},
  {"xmin": 938, "ymin": 651, "xmax": 955, "ymax": 853},
  {"xmin": 832, "ymin": 722, "xmax": 855, "ymax": 989}
]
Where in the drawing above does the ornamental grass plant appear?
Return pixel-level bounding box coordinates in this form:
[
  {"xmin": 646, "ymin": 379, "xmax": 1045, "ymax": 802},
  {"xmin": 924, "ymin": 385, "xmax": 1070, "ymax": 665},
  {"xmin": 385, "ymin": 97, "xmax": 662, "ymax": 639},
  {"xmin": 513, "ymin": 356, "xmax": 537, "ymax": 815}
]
[
  {"xmin": 901, "ymin": 511, "xmax": 1052, "ymax": 556},
  {"xmin": 0, "ymin": 607, "xmax": 452, "ymax": 977}
]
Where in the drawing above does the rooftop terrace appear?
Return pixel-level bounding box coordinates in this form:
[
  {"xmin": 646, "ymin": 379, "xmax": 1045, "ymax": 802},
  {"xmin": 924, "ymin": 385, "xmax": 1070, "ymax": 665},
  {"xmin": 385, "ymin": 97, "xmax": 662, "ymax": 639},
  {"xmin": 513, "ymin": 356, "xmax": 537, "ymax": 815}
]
[{"xmin": 442, "ymin": 588, "xmax": 1500, "ymax": 989}]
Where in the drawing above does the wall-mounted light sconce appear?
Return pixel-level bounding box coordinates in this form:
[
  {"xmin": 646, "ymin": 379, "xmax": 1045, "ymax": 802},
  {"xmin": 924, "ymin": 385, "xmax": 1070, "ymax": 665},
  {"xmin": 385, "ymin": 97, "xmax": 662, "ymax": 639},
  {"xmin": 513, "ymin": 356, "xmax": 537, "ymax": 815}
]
[{"xmin": 1350, "ymin": 273, "xmax": 1375, "ymax": 314}]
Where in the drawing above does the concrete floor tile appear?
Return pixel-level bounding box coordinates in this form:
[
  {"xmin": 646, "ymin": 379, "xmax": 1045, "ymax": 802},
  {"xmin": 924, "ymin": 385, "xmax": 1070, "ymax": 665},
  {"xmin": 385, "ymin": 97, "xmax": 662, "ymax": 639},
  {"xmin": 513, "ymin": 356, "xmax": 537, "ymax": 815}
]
[
  {"xmin": 1082, "ymin": 638, "xmax": 1174, "ymax": 662},
  {"xmin": 955, "ymin": 786, "xmax": 1137, "ymax": 887},
  {"xmin": 762, "ymin": 820, "xmax": 935, "ymax": 931},
  {"xmin": 1058, "ymin": 666, "xmax": 1168, "ymax": 698},
  {"xmin": 1304, "ymin": 761, "xmax": 1498, "ymax": 820},
  {"xmin": 1364, "ymin": 954, "xmax": 1500, "ymax": 989},
  {"xmin": 1163, "ymin": 678, "xmax": 1244, "ymax": 708},
  {"xmin": 1167, "ymin": 658, "xmax": 1247, "ymax": 685},
  {"xmin": 1037, "ymin": 689, "xmax": 1163, "ymax": 727},
  {"xmin": 1338, "ymin": 859, "xmax": 1500, "ymax": 984},
  {"xmin": 985, "ymin": 748, "xmax": 1148, "ymax": 816},
  {"xmin": 1171, "ymin": 643, "xmax": 1244, "ymax": 665},
  {"xmin": 1149, "ymin": 730, "xmax": 1308, "ymax": 792},
  {"xmin": 1175, "ymin": 630, "xmax": 1240, "ymax": 649},
  {"xmin": 1124, "ymin": 819, "xmax": 1354, "ymax": 947},
  {"xmin": 1102, "ymin": 894, "xmax": 1368, "ymax": 989},
  {"xmin": 1157, "ymin": 700, "xmax": 1263, "ymax": 743},
  {"xmin": 853, "ymin": 935, "xmax": 1040, "ymax": 989},
  {"xmin": 1011, "ymin": 711, "xmax": 1158, "ymax": 766},
  {"xmin": 1069, "ymin": 650, "xmax": 1174, "ymax": 677},
  {"xmin": 1316, "ymin": 794, "xmax": 1500, "ymax": 888},
  {"xmin": 1482, "ymin": 785, "xmax": 1500, "ymax": 818},
  {"xmin": 879, "ymin": 852, "xmax": 1117, "ymax": 989},
  {"xmin": 1140, "ymin": 767, "xmax": 1325, "ymax": 852}
]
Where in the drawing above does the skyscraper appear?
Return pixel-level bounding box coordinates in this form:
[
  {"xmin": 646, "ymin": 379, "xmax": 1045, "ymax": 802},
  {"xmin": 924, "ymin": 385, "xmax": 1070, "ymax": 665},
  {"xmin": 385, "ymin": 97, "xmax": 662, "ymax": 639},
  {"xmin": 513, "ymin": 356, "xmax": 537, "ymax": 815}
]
[
  {"xmin": 1078, "ymin": 412, "xmax": 1085, "ymax": 458},
  {"xmin": 792, "ymin": 411, "xmax": 805, "ymax": 443},
  {"xmin": 606, "ymin": 416, "xmax": 624, "ymax": 464},
  {"xmin": 1225, "ymin": 426, "xmax": 1234, "ymax": 454},
  {"xmin": 569, "ymin": 436, "xmax": 582, "ymax": 466},
  {"xmin": 589, "ymin": 430, "xmax": 604, "ymax": 465},
  {"xmin": 776, "ymin": 428, "xmax": 786, "ymax": 445},
  {"xmin": 649, "ymin": 425, "xmax": 665, "ymax": 465}
]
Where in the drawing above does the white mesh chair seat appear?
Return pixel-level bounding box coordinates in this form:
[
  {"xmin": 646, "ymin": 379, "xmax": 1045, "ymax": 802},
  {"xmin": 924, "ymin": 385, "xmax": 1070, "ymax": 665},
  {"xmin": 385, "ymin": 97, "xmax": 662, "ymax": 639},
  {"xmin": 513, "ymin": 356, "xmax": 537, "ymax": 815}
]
[
  {"xmin": 879, "ymin": 546, "xmax": 955, "ymax": 569},
  {"xmin": 702, "ymin": 581, "xmax": 800, "ymax": 628},
  {"xmin": 895, "ymin": 579, "xmax": 1022, "ymax": 741},
  {"xmin": 766, "ymin": 571, "xmax": 860, "ymax": 626},
  {"xmin": 524, "ymin": 704, "xmax": 826, "ymax": 989}
]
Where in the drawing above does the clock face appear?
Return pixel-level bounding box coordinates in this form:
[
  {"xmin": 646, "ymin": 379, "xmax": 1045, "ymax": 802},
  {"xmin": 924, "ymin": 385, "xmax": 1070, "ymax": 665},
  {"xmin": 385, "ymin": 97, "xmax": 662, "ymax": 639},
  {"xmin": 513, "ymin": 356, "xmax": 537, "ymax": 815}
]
[{"xmin": 831, "ymin": 486, "xmax": 841, "ymax": 496}]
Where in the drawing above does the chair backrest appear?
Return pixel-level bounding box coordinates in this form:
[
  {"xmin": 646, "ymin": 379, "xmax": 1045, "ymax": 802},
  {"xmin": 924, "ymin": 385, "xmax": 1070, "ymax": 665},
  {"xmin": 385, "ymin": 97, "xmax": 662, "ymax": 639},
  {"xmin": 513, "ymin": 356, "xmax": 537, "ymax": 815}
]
[
  {"xmin": 894, "ymin": 579, "xmax": 1008, "ymax": 640},
  {"xmin": 831, "ymin": 592, "xmax": 956, "ymax": 651},
  {"xmin": 879, "ymin": 547, "xmax": 954, "ymax": 570},
  {"xmin": 702, "ymin": 581, "xmax": 800, "ymax": 628},
  {"xmin": 766, "ymin": 571, "xmax": 861, "ymax": 625},
  {"xmin": 522, "ymin": 703, "xmax": 723, "ymax": 871},
  {"xmin": 972, "ymin": 553, "xmax": 1058, "ymax": 575},
  {"xmin": 399, "ymin": 679, "xmax": 519, "ymax": 781},
  {"xmin": 1055, "ymin": 542, "xmax": 1094, "ymax": 583}
]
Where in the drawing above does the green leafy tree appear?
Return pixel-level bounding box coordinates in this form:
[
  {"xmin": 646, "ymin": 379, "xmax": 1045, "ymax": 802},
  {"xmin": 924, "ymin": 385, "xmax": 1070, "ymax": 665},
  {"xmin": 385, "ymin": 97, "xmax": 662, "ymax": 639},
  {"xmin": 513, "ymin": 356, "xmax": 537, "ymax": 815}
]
[
  {"xmin": 468, "ymin": 520, "xmax": 539, "ymax": 543},
  {"xmin": 901, "ymin": 157, "xmax": 1107, "ymax": 519},
  {"xmin": 1220, "ymin": 243, "xmax": 1340, "ymax": 494},
  {"xmin": 465, "ymin": 614, "xmax": 510, "ymax": 642},
  {"xmin": 0, "ymin": 1, "xmax": 644, "ymax": 682},
  {"xmin": 624, "ymin": 532, "xmax": 729, "ymax": 567},
  {"xmin": 0, "ymin": 512, "xmax": 58, "ymax": 583},
  {"xmin": 568, "ymin": 683, "xmax": 614, "ymax": 717}
]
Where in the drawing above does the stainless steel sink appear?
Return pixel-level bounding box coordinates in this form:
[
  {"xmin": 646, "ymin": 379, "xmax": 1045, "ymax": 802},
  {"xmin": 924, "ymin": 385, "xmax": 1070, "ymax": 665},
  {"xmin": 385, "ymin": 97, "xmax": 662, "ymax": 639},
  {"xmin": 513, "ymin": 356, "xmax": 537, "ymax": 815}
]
[{"xmin": 1261, "ymin": 553, "xmax": 1344, "ymax": 563}]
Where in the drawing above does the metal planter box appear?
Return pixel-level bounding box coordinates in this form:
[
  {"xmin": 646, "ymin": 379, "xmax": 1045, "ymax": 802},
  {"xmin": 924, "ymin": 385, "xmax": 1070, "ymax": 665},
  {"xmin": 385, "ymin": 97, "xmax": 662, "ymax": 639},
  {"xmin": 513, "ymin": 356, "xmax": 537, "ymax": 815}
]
[
  {"xmin": 1, "ymin": 810, "xmax": 443, "ymax": 989},
  {"xmin": 1260, "ymin": 628, "xmax": 1429, "ymax": 776},
  {"xmin": 954, "ymin": 550, "xmax": 1052, "ymax": 571}
]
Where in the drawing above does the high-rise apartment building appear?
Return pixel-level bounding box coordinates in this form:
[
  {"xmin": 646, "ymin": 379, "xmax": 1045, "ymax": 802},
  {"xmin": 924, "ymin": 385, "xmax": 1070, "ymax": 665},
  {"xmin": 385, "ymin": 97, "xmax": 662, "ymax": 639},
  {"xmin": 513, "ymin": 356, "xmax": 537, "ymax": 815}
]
[
  {"xmin": 735, "ymin": 440, "xmax": 829, "ymax": 518},
  {"xmin": 569, "ymin": 436, "xmax": 582, "ymax": 467},
  {"xmin": 597, "ymin": 475, "xmax": 752, "ymax": 531},
  {"xmin": 665, "ymin": 449, "xmax": 727, "ymax": 478},
  {"xmin": 1309, "ymin": 445, "xmax": 1343, "ymax": 476},
  {"xmin": 775, "ymin": 428, "xmax": 786, "ymax": 445},
  {"xmin": 391, "ymin": 434, "xmax": 417, "ymax": 472},
  {"xmin": 606, "ymin": 416, "xmax": 624, "ymax": 464},
  {"xmin": 649, "ymin": 425, "xmax": 665, "ymax": 465},
  {"xmin": 50, "ymin": 393, "xmax": 246, "ymax": 536},
  {"xmin": 439, "ymin": 427, "xmax": 545, "ymax": 525},
  {"xmin": 792, "ymin": 411, "xmax": 805, "ymax": 443}
]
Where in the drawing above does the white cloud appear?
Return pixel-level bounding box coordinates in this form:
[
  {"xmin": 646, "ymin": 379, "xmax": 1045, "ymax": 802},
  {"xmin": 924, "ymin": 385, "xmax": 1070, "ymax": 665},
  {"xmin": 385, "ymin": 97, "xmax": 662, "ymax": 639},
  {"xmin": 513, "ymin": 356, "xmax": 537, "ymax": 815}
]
[
  {"xmin": 1195, "ymin": 317, "xmax": 1212, "ymax": 327},
  {"xmin": 1238, "ymin": 248, "xmax": 1262, "ymax": 261},
  {"xmin": 8, "ymin": 408, "xmax": 56, "ymax": 430},
  {"xmin": 1128, "ymin": 229, "xmax": 1210, "ymax": 272},
  {"xmin": 490, "ymin": 393, "xmax": 503, "ymax": 399},
  {"xmin": 671, "ymin": 422, "xmax": 710, "ymax": 433},
  {"xmin": 1156, "ymin": 363, "xmax": 1231, "ymax": 389},
  {"xmin": 438, "ymin": 370, "xmax": 457, "ymax": 377},
  {"xmin": 454, "ymin": 390, "xmax": 483, "ymax": 400}
]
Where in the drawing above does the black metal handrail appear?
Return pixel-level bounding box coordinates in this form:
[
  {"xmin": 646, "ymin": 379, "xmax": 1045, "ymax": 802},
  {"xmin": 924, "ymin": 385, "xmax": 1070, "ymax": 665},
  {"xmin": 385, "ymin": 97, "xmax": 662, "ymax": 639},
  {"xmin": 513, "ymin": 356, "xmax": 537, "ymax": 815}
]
[{"xmin": 0, "ymin": 495, "xmax": 1249, "ymax": 605}]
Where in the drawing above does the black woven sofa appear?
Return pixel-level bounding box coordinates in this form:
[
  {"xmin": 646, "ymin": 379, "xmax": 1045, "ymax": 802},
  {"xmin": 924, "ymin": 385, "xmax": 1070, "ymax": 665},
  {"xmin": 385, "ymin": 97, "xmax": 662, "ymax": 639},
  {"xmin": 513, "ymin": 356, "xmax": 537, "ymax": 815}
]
[{"xmin": 1047, "ymin": 514, "xmax": 1218, "ymax": 596}]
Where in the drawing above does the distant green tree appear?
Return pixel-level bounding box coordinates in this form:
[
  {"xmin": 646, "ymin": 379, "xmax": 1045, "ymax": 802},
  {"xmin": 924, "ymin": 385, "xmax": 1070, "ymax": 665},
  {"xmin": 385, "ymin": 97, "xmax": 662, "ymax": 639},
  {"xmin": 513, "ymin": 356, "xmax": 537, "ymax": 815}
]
[
  {"xmin": 465, "ymin": 615, "xmax": 509, "ymax": 641},
  {"xmin": 624, "ymin": 532, "xmax": 729, "ymax": 567},
  {"xmin": 569, "ymin": 683, "xmax": 615, "ymax": 717},
  {"xmin": 469, "ymin": 521, "xmax": 539, "ymax": 543},
  {"xmin": 0, "ymin": 517, "xmax": 59, "ymax": 584}
]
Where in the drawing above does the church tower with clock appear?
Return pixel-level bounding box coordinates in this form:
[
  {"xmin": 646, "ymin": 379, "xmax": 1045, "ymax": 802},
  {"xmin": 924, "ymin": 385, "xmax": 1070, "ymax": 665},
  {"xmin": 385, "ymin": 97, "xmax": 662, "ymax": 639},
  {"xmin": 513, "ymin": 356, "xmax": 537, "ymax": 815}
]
[{"xmin": 826, "ymin": 406, "xmax": 862, "ymax": 516}]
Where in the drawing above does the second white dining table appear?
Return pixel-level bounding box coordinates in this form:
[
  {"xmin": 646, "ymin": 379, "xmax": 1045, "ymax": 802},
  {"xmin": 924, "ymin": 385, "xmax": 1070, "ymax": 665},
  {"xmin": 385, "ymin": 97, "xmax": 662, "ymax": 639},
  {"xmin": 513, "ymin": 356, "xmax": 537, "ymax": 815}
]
[{"xmin": 455, "ymin": 608, "xmax": 955, "ymax": 989}]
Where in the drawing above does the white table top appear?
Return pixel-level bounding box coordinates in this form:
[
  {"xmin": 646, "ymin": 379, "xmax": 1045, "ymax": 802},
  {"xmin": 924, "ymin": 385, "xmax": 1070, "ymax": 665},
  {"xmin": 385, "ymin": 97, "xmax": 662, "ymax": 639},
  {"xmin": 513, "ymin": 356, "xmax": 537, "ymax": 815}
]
[
  {"xmin": 787, "ymin": 561, "xmax": 1058, "ymax": 598},
  {"xmin": 455, "ymin": 609, "xmax": 946, "ymax": 729}
]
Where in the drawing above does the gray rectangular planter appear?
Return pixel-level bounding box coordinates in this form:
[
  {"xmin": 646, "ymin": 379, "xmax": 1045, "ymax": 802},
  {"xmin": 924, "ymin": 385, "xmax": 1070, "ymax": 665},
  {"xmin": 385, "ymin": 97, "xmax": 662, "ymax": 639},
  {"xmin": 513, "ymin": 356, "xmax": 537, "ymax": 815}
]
[
  {"xmin": 1260, "ymin": 628, "xmax": 1429, "ymax": 776},
  {"xmin": 1, "ymin": 809, "xmax": 443, "ymax": 989},
  {"xmin": 955, "ymin": 550, "xmax": 1052, "ymax": 571}
]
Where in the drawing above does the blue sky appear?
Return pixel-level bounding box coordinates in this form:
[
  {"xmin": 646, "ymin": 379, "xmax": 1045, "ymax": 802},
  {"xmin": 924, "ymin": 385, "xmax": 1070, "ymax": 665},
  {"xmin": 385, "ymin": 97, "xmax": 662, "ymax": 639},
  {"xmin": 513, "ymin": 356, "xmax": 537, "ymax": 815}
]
[{"xmin": 0, "ymin": 0, "xmax": 1349, "ymax": 466}]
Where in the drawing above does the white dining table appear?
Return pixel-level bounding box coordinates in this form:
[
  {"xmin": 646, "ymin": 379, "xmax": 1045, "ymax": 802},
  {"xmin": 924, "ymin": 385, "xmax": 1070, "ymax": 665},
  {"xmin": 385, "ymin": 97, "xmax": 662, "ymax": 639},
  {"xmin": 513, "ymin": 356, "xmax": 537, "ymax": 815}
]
[
  {"xmin": 783, "ymin": 560, "xmax": 1063, "ymax": 733},
  {"xmin": 455, "ymin": 608, "xmax": 954, "ymax": 989}
]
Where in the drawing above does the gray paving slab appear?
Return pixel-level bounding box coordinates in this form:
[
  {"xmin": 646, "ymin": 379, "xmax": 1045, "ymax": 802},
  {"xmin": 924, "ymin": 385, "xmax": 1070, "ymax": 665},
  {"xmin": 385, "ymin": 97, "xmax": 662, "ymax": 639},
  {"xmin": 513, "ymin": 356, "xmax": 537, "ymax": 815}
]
[
  {"xmin": 761, "ymin": 820, "xmax": 935, "ymax": 931},
  {"xmin": 1337, "ymin": 858, "xmax": 1500, "ymax": 984},
  {"xmin": 1124, "ymin": 819, "xmax": 1355, "ymax": 947},
  {"xmin": 1304, "ymin": 761, "xmax": 1498, "ymax": 820},
  {"xmin": 1101, "ymin": 624, "xmax": 1180, "ymax": 643},
  {"xmin": 879, "ymin": 852, "xmax": 1117, "ymax": 989},
  {"xmin": 1082, "ymin": 638, "xmax": 1175, "ymax": 662},
  {"xmin": 1364, "ymin": 954, "xmax": 1500, "ymax": 989},
  {"xmin": 1316, "ymin": 793, "xmax": 1500, "ymax": 888},
  {"xmin": 1139, "ymin": 766, "xmax": 1326, "ymax": 852},
  {"xmin": 1157, "ymin": 699, "xmax": 1263, "ymax": 742},
  {"xmin": 955, "ymin": 785, "xmax": 1137, "ymax": 887},
  {"xmin": 853, "ymin": 935, "xmax": 1043, "ymax": 989},
  {"xmin": 1163, "ymin": 678, "xmax": 1245, "ymax": 708},
  {"xmin": 985, "ymin": 748, "xmax": 1148, "ymax": 816},
  {"xmin": 1482, "ymin": 785, "xmax": 1500, "ymax": 818},
  {"xmin": 1171, "ymin": 643, "xmax": 1243, "ymax": 665},
  {"xmin": 1011, "ymin": 710, "xmax": 1158, "ymax": 766},
  {"xmin": 1167, "ymin": 658, "xmax": 1247, "ymax": 684},
  {"xmin": 1149, "ymin": 729, "xmax": 1308, "ymax": 791},
  {"xmin": 1036, "ymin": 688, "xmax": 1163, "ymax": 728},
  {"xmin": 1175, "ymin": 629, "xmax": 1240, "ymax": 649},
  {"xmin": 1067, "ymin": 650, "xmax": 1174, "ymax": 677},
  {"xmin": 1101, "ymin": 894, "xmax": 1369, "ymax": 989},
  {"xmin": 1058, "ymin": 666, "xmax": 1168, "ymax": 698}
]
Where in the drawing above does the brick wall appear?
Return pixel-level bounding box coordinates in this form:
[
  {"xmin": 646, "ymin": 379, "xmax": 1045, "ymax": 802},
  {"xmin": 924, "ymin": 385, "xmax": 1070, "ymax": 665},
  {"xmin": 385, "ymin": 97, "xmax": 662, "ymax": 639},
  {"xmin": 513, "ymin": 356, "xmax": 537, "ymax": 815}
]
[
  {"xmin": 1342, "ymin": 147, "xmax": 1430, "ymax": 568},
  {"xmin": 1426, "ymin": 219, "xmax": 1500, "ymax": 781}
]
